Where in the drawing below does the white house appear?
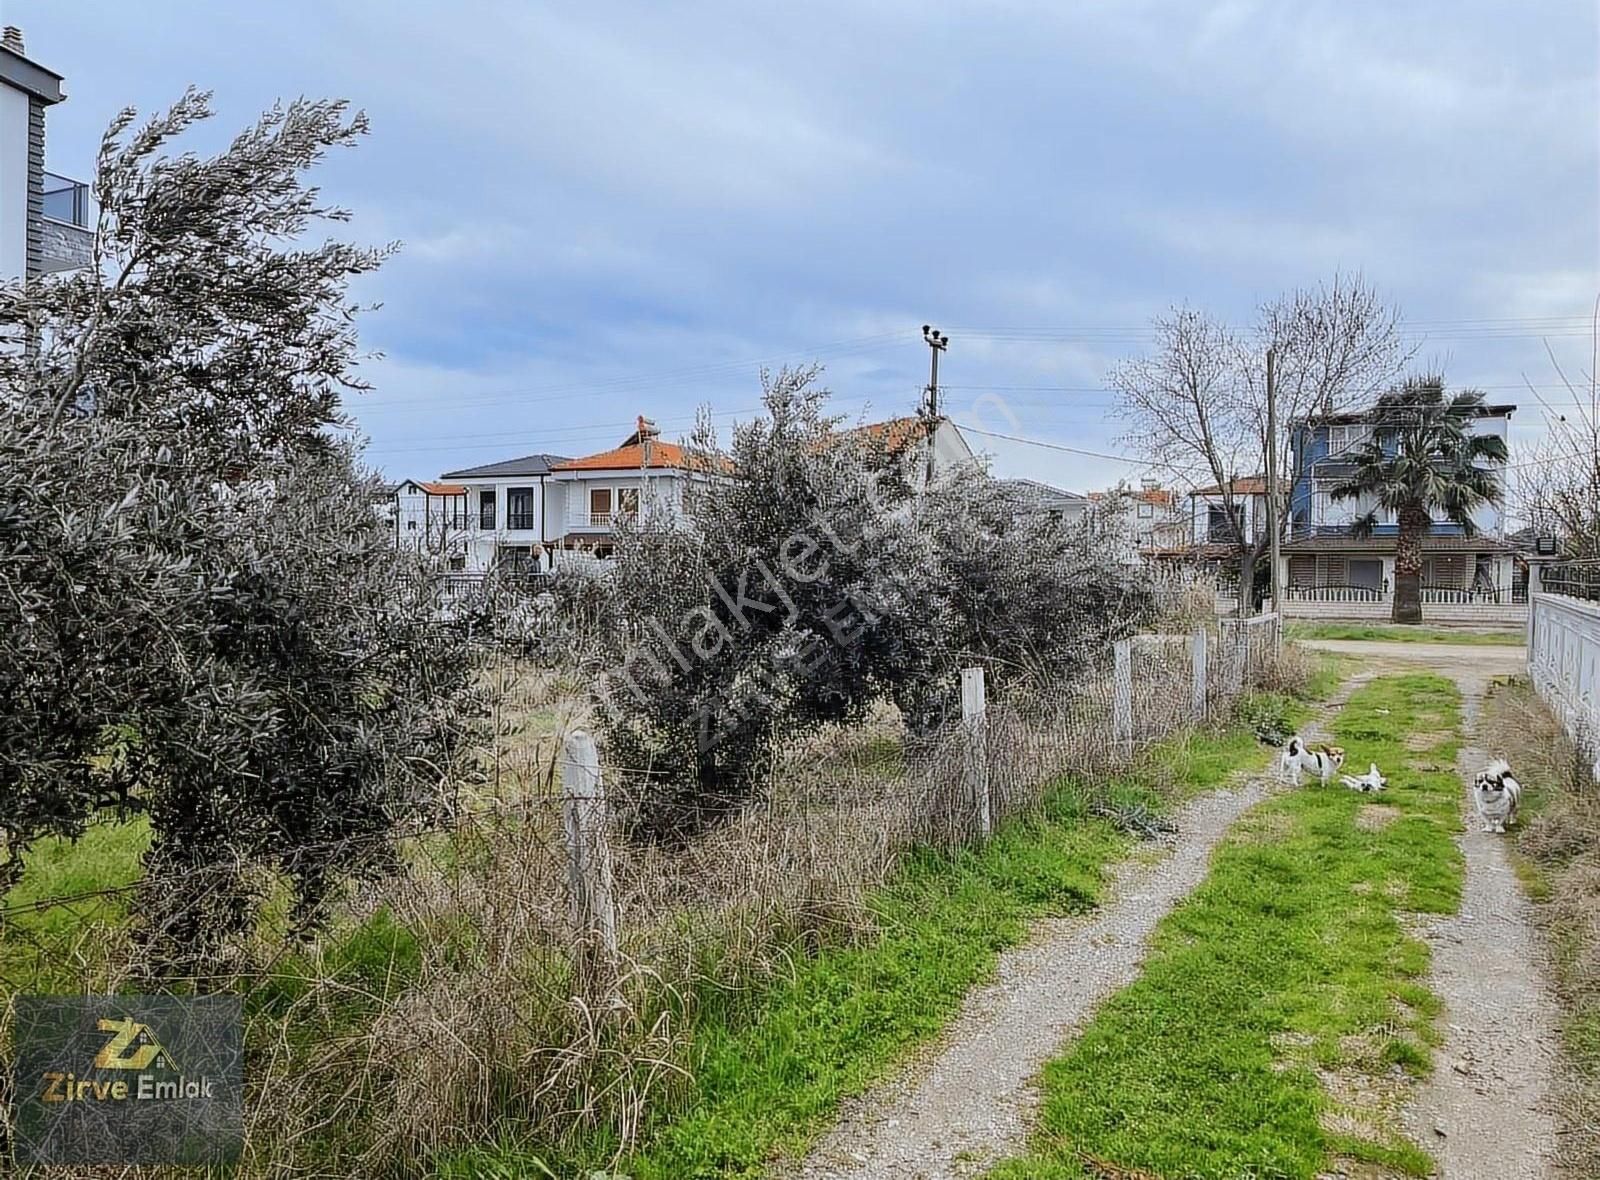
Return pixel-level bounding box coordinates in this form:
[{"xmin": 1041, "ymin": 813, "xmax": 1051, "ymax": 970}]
[
  {"xmin": 544, "ymin": 417, "xmax": 720, "ymax": 562},
  {"xmin": 406, "ymin": 413, "xmax": 981, "ymax": 575},
  {"xmin": 432, "ymin": 453, "xmax": 573, "ymax": 572},
  {"xmin": 995, "ymin": 478, "xmax": 1090, "ymax": 527},
  {"xmin": 1188, "ymin": 476, "xmax": 1268, "ymax": 548},
  {"xmin": 2, "ymin": 27, "xmax": 92, "ymax": 283},
  {"xmin": 1089, "ymin": 480, "xmax": 1188, "ymax": 560}
]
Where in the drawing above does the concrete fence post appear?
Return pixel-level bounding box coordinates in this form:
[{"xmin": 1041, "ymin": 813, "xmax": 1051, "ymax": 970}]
[
  {"xmin": 561, "ymin": 730, "xmax": 618, "ymax": 997},
  {"xmin": 961, "ymin": 667, "xmax": 991, "ymax": 839},
  {"xmin": 1190, "ymin": 627, "xmax": 1208, "ymax": 721},
  {"xmin": 1113, "ymin": 638, "xmax": 1133, "ymax": 751}
]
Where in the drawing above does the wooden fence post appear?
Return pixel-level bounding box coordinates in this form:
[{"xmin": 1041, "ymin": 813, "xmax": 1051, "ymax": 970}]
[
  {"xmin": 1113, "ymin": 638, "xmax": 1133, "ymax": 751},
  {"xmin": 1190, "ymin": 627, "xmax": 1208, "ymax": 721},
  {"xmin": 561, "ymin": 731, "xmax": 618, "ymax": 997},
  {"xmin": 961, "ymin": 667, "xmax": 991, "ymax": 839}
]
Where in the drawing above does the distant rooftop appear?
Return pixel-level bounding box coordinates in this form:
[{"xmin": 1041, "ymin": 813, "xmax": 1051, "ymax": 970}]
[{"xmin": 440, "ymin": 453, "xmax": 573, "ymax": 479}]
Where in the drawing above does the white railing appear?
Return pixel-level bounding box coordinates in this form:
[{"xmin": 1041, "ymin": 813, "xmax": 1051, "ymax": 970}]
[
  {"xmin": 1285, "ymin": 584, "xmax": 1383, "ymax": 603},
  {"xmin": 589, "ymin": 512, "xmax": 612, "ymax": 528},
  {"xmin": 1528, "ymin": 592, "xmax": 1600, "ymax": 781},
  {"xmin": 1420, "ymin": 584, "xmax": 1509, "ymax": 605}
]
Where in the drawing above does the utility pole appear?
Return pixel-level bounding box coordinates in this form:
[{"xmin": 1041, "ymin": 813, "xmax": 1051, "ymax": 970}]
[
  {"xmin": 1265, "ymin": 346, "xmax": 1284, "ymax": 619},
  {"xmin": 922, "ymin": 324, "xmax": 949, "ymax": 485}
]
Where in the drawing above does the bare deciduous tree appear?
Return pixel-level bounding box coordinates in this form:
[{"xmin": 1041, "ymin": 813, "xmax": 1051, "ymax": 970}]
[
  {"xmin": 1110, "ymin": 274, "xmax": 1409, "ymax": 610},
  {"xmin": 1517, "ymin": 307, "xmax": 1600, "ymax": 558}
]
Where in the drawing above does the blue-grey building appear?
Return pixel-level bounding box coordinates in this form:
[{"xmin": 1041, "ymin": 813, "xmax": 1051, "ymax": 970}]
[{"xmin": 1279, "ymin": 401, "xmax": 1518, "ymax": 611}]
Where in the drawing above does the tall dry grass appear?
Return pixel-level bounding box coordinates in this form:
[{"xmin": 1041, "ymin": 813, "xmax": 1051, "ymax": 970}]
[
  {"xmin": 1479, "ymin": 676, "xmax": 1600, "ymax": 1179},
  {"xmin": 2, "ymin": 628, "xmax": 1308, "ymax": 1178}
]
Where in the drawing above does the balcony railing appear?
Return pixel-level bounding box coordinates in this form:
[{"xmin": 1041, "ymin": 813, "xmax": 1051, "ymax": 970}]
[
  {"xmin": 42, "ymin": 172, "xmax": 92, "ymax": 228},
  {"xmin": 589, "ymin": 512, "xmax": 612, "ymax": 528},
  {"xmin": 506, "ymin": 513, "xmax": 537, "ymax": 531}
]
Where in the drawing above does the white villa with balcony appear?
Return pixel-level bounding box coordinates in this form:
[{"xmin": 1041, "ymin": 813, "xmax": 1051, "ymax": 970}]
[
  {"xmin": 395, "ymin": 418, "xmax": 719, "ymax": 574},
  {"xmin": 398, "ymin": 412, "xmax": 979, "ymax": 576}
]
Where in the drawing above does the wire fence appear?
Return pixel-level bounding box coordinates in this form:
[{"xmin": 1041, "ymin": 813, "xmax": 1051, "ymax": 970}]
[{"xmin": 0, "ymin": 599, "xmax": 1295, "ymax": 1175}]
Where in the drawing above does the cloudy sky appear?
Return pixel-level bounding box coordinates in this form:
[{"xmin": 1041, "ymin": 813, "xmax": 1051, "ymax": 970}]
[{"xmin": 9, "ymin": 1, "xmax": 1599, "ymax": 494}]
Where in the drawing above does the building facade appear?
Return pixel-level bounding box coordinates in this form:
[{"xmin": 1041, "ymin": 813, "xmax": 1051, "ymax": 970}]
[
  {"xmin": 1277, "ymin": 401, "xmax": 1519, "ymax": 619},
  {"xmin": 1, "ymin": 28, "xmax": 92, "ymax": 283}
]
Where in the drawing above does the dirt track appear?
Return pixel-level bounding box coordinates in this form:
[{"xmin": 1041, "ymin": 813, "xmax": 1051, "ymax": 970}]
[
  {"xmin": 1309, "ymin": 639, "xmax": 1561, "ymax": 1179},
  {"xmin": 790, "ymin": 639, "xmax": 1562, "ymax": 1180}
]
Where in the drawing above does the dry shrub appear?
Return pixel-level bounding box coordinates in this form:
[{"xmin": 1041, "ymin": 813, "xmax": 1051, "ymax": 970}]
[{"xmin": 1479, "ymin": 676, "xmax": 1600, "ymax": 1178}]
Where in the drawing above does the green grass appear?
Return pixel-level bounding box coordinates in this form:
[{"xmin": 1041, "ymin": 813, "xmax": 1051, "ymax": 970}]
[
  {"xmin": 988, "ymin": 673, "xmax": 1465, "ymax": 1180},
  {"xmin": 438, "ymin": 690, "xmax": 1336, "ymax": 1180},
  {"xmin": 0, "ymin": 817, "xmax": 151, "ymax": 991},
  {"xmin": 1287, "ymin": 621, "xmax": 1524, "ymax": 646}
]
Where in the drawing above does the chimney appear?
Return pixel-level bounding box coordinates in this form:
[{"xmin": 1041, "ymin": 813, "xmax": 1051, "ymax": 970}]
[
  {"xmin": 1140, "ymin": 477, "xmax": 1159, "ymax": 491},
  {"xmin": 2, "ymin": 27, "xmax": 24, "ymax": 54}
]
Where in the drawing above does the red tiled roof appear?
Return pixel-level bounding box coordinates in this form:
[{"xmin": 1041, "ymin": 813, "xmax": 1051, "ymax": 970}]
[
  {"xmin": 1089, "ymin": 487, "xmax": 1176, "ymax": 507},
  {"xmin": 845, "ymin": 416, "xmax": 931, "ymax": 454},
  {"xmin": 1192, "ymin": 476, "xmax": 1267, "ymax": 496},
  {"xmin": 419, "ymin": 481, "xmax": 467, "ymax": 495},
  {"xmin": 552, "ymin": 440, "xmax": 703, "ymax": 472}
]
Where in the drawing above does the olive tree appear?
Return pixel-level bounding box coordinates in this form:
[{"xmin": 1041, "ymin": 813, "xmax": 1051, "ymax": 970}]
[{"xmin": 0, "ymin": 92, "xmax": 483, "ymax": 969}]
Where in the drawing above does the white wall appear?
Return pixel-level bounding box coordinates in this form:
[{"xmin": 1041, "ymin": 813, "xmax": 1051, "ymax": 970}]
[
  {"xmin": 0, "ymin": 85, "xmax": 28, "ymax": 281},
  {"xmin": 1528, "ymin": 592, "xmax": 1600, "ymax": 779}
]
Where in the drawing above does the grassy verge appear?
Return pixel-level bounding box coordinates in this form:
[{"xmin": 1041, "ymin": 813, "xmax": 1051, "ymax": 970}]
[
  {"xmin": 1287, "ymin": 621, "xmax": 1525, "ymax": 646},
  {"xmin": 437, "ymin": 687, "xmax": 1333, "ymax": 1179},
  {"xmin": 1479, "ymin": 675, "xmax": 1600, "ymax": 1175},
  {"xmin": 989, "ymin": 673, "xmax": 1464, "ymax": 1180},
  {"xmin": 0, "ymin": 817, "xmax": 151, "ymax": 991}
]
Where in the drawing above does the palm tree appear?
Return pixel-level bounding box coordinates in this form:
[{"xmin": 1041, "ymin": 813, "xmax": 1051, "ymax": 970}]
[{"xmin": 1329, "ymin": 377, "xmax": 1508, "ymax": 624}]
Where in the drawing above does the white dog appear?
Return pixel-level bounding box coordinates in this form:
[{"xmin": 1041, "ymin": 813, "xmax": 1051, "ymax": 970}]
[
  {"xmin": 1280, "ymin": 736, "xmax": 1345, "ymax": 786},
  {"xmin": 1473, "ymin": 759, "xmax": 1523, "ymax": 834},
  {"xmin": 1340, "ymin": 763, "xmax": 1389, "ymax": 793}
]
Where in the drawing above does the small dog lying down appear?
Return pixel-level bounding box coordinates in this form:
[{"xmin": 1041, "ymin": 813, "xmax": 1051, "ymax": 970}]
[
  {"xmin": 1339, "ymin": 763, "xmax": 1389, "ymax": 793},
  {"xmin": 1280, "ymin": 736, "xmax": 1345, "ymax": 785},
  {"xmin": 1473, "ymin": 759, "xmax": 1522, "ymax": 833}
]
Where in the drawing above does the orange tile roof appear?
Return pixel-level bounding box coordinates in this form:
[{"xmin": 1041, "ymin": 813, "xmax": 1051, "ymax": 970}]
[
  {"xmin": 419, "ymin": 481, "xmax": 467, "ymax": 495},
  {"xmin": 1088, "ymin": 487, "xmax": 1176, "ymax": 507},
  {"xmin": 552, "ymin": 440, "xmax": 728, "ymax": 473},
  {"xmin": 844, "ymin": 416, "xmax": 932, "ymax": 455},
  {"xmin": 1191, "ymin": 476, "xmax": 1267, "ymax": 496}
]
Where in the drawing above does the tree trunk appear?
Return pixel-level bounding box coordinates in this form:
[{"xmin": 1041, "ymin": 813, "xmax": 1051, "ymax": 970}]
[{"xmin": 1392, "ymin": 506, "xmax": 1426, "ymax": 624}]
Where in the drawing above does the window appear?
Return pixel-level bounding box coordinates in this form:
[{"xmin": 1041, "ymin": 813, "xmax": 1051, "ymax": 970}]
[
  {"xmin": 507, "ymin": 487, "xmax": 535, "ymax": 531},
  {"xmin": 479, "ymin": 489, "xmax": 496, "ymax": 531},
  {"xmin": 1207, "ymin": 503, "xmax": 1244, "ymax": 542},
  {"xmin": 1327, "ymin": 424, "xmax": 1370, "ymax": 457},
  {"xmin": 448, "ymin": 556, "xmax": 466, "ymax": 571},
  {"xmin": 1137, "ymin": 503, "xmax": 1153, "ymax": 519},
  {"xmin": 617, "ymin": 487, "xmax": 640, "ymax": 520},
  {"xmin": 589, "ymin": 487, "xmax": 613, "ymax": 526},
  {"xmin": 407, "ymin": 520, "xmax": 417, "ymax": 531}
]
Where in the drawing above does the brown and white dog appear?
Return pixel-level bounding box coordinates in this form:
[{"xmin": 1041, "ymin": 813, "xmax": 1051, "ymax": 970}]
[
  {"xmin": 1473, "ymin": 759, "xmax": 1522, "ymax": 833},
  {"xmin": 1280, "ymin": 736, "xmax": 1345, "ymax": 786}
]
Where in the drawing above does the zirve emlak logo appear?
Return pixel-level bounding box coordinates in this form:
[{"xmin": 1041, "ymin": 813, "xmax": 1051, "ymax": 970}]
[
  {"xmin": 11, "ymin": 995, "xmax": 242, "ymax": 1164},
  {"xmin": 37, "ymin": 1014, "xmax": 217, "ymax": 1104}
]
